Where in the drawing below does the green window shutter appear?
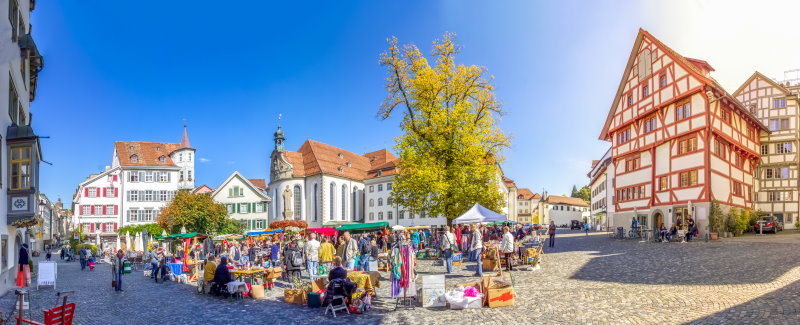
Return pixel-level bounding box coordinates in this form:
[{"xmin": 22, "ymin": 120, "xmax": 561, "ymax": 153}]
[
  {"xmin": 235, "ymin": 204, "xmax": 239, "ymax": 213},
  {"xmin": 251, "ymin": 203, "xmax": 255, "ymax": 213}
]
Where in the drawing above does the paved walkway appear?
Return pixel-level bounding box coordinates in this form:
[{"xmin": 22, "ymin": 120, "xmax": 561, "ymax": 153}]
[{"xmin": 0, "ymin": 230, "xmax": 798, "ymax": 324}]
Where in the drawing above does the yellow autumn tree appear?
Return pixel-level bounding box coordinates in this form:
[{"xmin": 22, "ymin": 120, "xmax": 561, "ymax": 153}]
[{"xmin": 379, "ymin": 33, "xmax": 510, "ymax": 223}]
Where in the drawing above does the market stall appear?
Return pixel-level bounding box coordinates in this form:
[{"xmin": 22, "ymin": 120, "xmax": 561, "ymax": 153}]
[
  {"xmin": 336, "ymin": 222, "xmax": 389, "ymax": 234},
  {"xmin": 452, "ymin": 203, "xmax": 509, "ymax": 225}
]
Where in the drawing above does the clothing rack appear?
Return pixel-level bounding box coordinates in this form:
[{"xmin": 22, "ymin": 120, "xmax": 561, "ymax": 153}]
[{"xmin": 392, "ymin": 242, "xmax": 416, "ymax": 310}]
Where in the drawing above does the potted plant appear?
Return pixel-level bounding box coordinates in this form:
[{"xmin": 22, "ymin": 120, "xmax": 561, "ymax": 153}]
[{"xmin": 708, "ymin": 200, "xmax": 722, "ymax": 240}]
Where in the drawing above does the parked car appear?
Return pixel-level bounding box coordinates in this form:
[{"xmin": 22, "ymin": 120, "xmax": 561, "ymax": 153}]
[
  {"xmin": 754, "ymin": 216, "xmax": 783, "ymax": 233},
  {"xmin": 570, "ymin": 220, "xmax": 582, "ymax": 230}
]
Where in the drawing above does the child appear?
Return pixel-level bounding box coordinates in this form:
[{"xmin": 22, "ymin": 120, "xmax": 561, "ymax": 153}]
[{"xmin": 87, "ymin": 256, "xmax": 96, "ymax": 270}]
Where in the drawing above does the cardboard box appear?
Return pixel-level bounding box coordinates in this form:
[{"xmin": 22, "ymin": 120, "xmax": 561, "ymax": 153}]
[
  {"xmin": 311, "ymin": 278, "xmax": 328, "ymax": 292},
  {"xmin": 284, "ymin": 289, "xmax": 307, "ymax": 305},
  {"xmin": 487, "ymin": 285, "xmax": 515, "ymax": 308},
  {"xmin": 482, "ymin": 259, "xmax": 500, "ymax": 272},
  {"xmin": 250, "ymin": 284, "xmax": 266, "ymax": 299}
]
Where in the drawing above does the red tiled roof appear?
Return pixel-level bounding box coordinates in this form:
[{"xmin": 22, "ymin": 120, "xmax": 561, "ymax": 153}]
[
  {"xmin": 516, "ymin": 188, "xmax": 534, "ymax": 200},
  {"xmin": 193, "ymin": 185, "xmax": 214, "ymax": 194},
  {"xmin": 503, "ymin": 177, "xmax": 517, "ymax": 188},
  {"xmin": 280, "ymin": 140, "xmax": 398, "ymax": 181},
  {"xmin": 532, "ymin": 193, "xmax": 542, "ymax": 199},
  {"xmin": 248, "ymin": 179, "xmax": 267, "ymax": 190},
  {"xmin": 544, "ymin": 195, "xmax": 589, "ymax": 207},
  {"xmin": 115, "ymin": 142, "xmax": 180, "ymax": 167}
]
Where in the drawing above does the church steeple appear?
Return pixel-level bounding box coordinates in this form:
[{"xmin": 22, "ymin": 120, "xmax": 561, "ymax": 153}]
[
  {"xmin": 180, "ymin": 124, "xmax": 191, "ymax": 148},
  {"xmin": 274, "ymin": 114, "xmax": 284, "ymax": 152}
]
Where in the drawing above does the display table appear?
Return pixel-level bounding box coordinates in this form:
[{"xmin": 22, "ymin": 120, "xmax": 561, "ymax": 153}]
[
  {"xmin": 347, "ymin": 271, "xmax": 374, "ymax": 298},
  {"xmin": 227, "ymin": 281, "xmax": 248, "ymax": 295},
  {"xmin": 232, "ymin": 268, "xmax": 266, "ymax": 285}
]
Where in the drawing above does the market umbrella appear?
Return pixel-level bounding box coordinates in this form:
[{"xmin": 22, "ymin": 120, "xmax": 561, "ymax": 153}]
[
  {"xmin": 95, "ymin": 233, "xmax": 100, "ymax": 246},
  {"xmin": 125, "ymin": 231, "xmax": 131, "ymax": 252},
  {"xmin": 391, "ymin": 225, "xmax": 406, "ymax": 231},
  {"xmin": 116, "ymin": 234, "xmax": 121, "ymax": 251}
]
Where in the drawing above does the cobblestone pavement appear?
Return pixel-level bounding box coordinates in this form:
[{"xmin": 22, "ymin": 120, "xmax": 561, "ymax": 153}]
[{"xmin": 0, "ymin": 230, "xmax": 798, "ymax": 324}]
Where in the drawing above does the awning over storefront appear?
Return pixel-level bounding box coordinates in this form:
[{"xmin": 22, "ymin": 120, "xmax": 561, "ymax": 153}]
[{"xmin": 336, "ymin": 222, "xmax": 389, "ymax": 232}]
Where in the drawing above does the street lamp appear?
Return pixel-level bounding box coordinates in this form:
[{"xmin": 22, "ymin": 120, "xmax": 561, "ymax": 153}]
[{"xmin": 180, "ymin": 226, "xmax": 187, "ymax": 234}]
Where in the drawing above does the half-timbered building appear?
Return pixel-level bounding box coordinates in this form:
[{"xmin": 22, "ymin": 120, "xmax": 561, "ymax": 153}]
[
  {"xmin": 734, "ymin": 71, "xmax": 800, "ymax": 229},
  {"xmin": 599, "ymin": 29, "xmax": 768, "ymax": 233}
]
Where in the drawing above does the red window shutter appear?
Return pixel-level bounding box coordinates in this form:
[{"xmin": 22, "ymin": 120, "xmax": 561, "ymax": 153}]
[
  {"xmin": 114, "ymin": 223, "xmax": 118, "ymax": 231},
  {"xmin": 84, "ymin": 188, "xmax": 88, "ymax": 197},
  {"xmin": 102, "ymin": 206, "xmax": 107, "ymax": 215},
  {"xmin": 90, "ymin": 223, "xmax": 95, "ymax": 233},
  {"xmin": 114, "ymin": 188, "xmax": 119, "ymax": 197},
  {"xmin": 114, "ymin": 205, "xmax": 118, "ymax": 215},
  {"xmin": 91, "ymin": 206, "xmax": 95, "ymax": 215},
  {"xmin": 102, "ymin": 223, "xmax": 107, "ymax": 232},
  {"xmin": 103, "ymin": 188, "xmax": 107, "ymax": 197},
  {"xmin": 113, "ymin": 175, "xmax": 118, "ymax": 182}
]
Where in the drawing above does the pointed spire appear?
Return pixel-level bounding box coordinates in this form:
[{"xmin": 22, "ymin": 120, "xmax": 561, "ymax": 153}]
[{"xmin": 180, "ymin": 124, "xmax": 191, "ymax": 148}]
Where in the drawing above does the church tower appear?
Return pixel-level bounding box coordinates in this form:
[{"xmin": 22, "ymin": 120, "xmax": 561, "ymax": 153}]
[{"xmin": 172, "ymin": 125, "xmax": 196, "ymax": 190}]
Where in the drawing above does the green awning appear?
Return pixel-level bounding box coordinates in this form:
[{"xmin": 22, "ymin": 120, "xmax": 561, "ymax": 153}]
[{"xmin": 336, "ymin": 222, "xmax": 389, "ymax": 232}]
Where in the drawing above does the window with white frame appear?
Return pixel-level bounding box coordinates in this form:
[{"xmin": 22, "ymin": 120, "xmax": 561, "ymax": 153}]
[
  {"xmin": 106, "ymin": 222, "xmax": 115, "ymax": 232},
  {"xmin": 94, "ymin": 205, "xmax": 102, "ymax": 215},
  {"xmin": 399, "ymin": 211, "xmax": 405, "ymax": 219},
  {"xmin": 255, "ymin": 203, "xmax": 265, "ymax": 213},
  {"xmin": 369, "ymin": 212, "xmax": 374, "ymax": 221},
  {"xmin": 255, "ymin": 219, "xmax": 265, "ymax": 229},
  {"xmin": 88, "ymin": 188, "xmax": 97, "ymax": 198},
  {"xmin": 378, "ymin": 212, "xmax": 383, "ymax": 220},
  {"xmin": 378, "ymin": 198, "xmax": 383, "ymax": 206},
  {"xmin": 105, "ymin": 205, "xmax": 114, "ymax": 215},
  {"xmin": 240, "ymin": 203, "xmax": 250, "ymax": 213},
  {"xmin": 378, "ymin": 184, "xmax": 383, "ymax": 192},
  {"xmin": 128, "ymin": 209, "xmax": 139, "ymax": 222},
  {"xmin": 227, "ymin": 204, "xmax": 235, "ymax": 214},
  {"xmin": 82, "ymin": 205, "xmax": 91, "ymax": 215},
  {"xmin": 159, "ymin": 191, "xmax": 168, "ymax": 201},
  {"xmin": 369, "ymin": 186, "xmax": 374, "ymax": 193},
  {"xmin": 388, "ymin": 211, "xmax": 393, "ymax": 219},
  {"xmin": 387, "ymin": 183, "xmax": 393, "ymax": 190},
  {"xmin": 158, "ymin": 171, "xmax": 169, "ymax": 182},
  {"xmin": 129, "ymin": 171, "xmax": 139, "ymax": 182},
  {"xmin": 105, "ymin": 187, "xmax": 115, "ymax": 198},
  {"xmin": 144, "ymin": 190, "xmax": 154, "ymax": 201},
  {"xmin": 82, "ymin": 223, "xmax": 91, "ymax": 233},
  {"xmin": 145, "ymin": 171, "xmax": 154, "ymax": 182}
]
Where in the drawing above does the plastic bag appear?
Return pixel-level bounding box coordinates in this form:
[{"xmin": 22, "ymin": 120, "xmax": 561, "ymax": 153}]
[
  {"xmin": 446, "ymin": 286, "xmax": 484, "ymax": 309},
  {"xmin": 463, "ymin": 286, "xmax": 480, "ymax": 298}
]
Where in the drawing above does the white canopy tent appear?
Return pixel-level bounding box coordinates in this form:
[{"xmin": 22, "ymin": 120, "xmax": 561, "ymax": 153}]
[{"xmin": 452, "ymin": 203, "xmax": 509, "ymax": 225}]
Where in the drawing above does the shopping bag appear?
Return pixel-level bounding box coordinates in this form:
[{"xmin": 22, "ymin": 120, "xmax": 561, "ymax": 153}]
[{"xmin": 15, "ymin": 269, "xmax": 25, "ymax": 287}]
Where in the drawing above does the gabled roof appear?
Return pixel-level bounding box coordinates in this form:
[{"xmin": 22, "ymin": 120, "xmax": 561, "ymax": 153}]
[
  {"xmin": 115, "ymin": 141, "xmax": 180, "ymax": 167},
  {"xmin": 192, "ymin": 185, "xmax": 214, "ymax": 194},
  {"xmin": 599, "ymin": 28, "xmax": 767, "ymax": 141},
  {"xmin": 212, "ymin": 171, "xmax": 271, "ymax": 201},
  {"xmin": 516, "ymin": 188, "xmax": 537, "ymax": 200},
  {"xmin": 544, "ymin": 195, "xmax": 589, "ymax": 207},
  {"xmin": 733, "ymin": 71, "xmax": 792, "ymax": 97},
  {"xmin": 279, "ymin": 139, "xmax": 399, "ymax": 181}
]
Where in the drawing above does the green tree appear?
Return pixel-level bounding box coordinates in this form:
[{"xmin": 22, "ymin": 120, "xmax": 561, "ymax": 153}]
[
  {"xmin": 570, "ymin": 185, "xmax": 591, "ymax": 204},
  {"xmin": 708, "ymin": 200, "xmax": 723, "ymax": 233},
  {"xmin": 379, "ymin": 33, "xmax": 510, "ymax": 223},
  {"xmin": 157, "ymin": 190, "xmax": 230, "ymax": 235},
  {"xmin": 571, "ymin": 185, "xmax": 579, "ymax": 198}
]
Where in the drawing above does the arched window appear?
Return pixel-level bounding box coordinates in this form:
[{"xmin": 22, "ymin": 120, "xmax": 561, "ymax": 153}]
[
  {"xmin": 378, "ymin": 198, "xmax": 383, "ymax": 206},
  {"xmin": 378, "ymin": 212, "xmax": 383, "ymax": 220},
  {"xmin": 329, "ymin": 182, "xmax": 336, "ymax": 220},
  {"xmin": 369, "ymin": 199, "xmax": 374, "ymax": 207},
  {"xmin": 352, "ymin": 187, "xmax": 357, "ymax": 221},
  {"xmin": 130, "ymin": 155, "xmax": 138, "ymax": 163},
  {"xmin": 341, "ymin": 184, "xmax": 347, "ymax": 220},
  {"xmin": 388, "ymin": 211, "xmax": 393, "ymax": 220},
  {"xmin": 313, "ymin": 183, "xmax": 318, "ymax": 221},
  {"xmin": 293, "ymin": 185, "xmax": 302, "ymax": 220},
  {"xmin": 369, "ymin": 212, "xmax": 374, "ymax": 221}
]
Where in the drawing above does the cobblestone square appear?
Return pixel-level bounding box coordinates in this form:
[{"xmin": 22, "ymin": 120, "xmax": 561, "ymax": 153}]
[{"xmin": 1, "ymin": 230, "xmax": 798, "ymax": 324}]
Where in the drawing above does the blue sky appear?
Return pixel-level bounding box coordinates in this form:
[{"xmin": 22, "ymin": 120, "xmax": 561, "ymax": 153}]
[{"xmin": 30, "ymin": 1, "xmax": 800, "ymax": 206}]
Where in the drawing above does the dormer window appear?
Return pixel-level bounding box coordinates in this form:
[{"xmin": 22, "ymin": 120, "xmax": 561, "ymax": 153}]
[
  {"xmin": 338, "ymin": 153, "xmax": 344, "ymax": 159},
  {"xmin": 377, "ymin": 170, "xmax": 383, "ymax": 177},
  {"xmin": 129, "ymin": 146, "xmax": 134, "ymax": 151},
  {"xmin": 156, "ymin": 146, "xmax": 160, "ymax": 151},
  {"xmin": 130, "ymin": 155, "xmax": 138, "ymax": 163},
  {"xmin": 338, "ymin": 167, "xmax": 344, "ymax": 172},
  {"xmin": 159, "ymin": 155, "xmax": 166, "ymax": 164},
  {"xmin": 346, "ymin": 162, "xmax": 351, "ymax": 167}
]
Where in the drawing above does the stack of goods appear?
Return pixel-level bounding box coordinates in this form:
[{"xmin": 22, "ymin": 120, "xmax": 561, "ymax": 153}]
[
  {"xmin": 444, "ymin": 283, "xmax": 484, "ymax": 309},
  {"xmin": 284, "ymin": 277, "xmax": 311, "ymax": 305},
  {"xmin": 307, "ymin": 278, "xmax": 328, "ymax": 308},
  {"xmin": 482, "ymin": 246, "xmax": 500, "ymax": 271}
]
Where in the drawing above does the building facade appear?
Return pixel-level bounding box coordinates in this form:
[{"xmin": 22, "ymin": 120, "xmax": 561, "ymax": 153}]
[
  {"xmin": 211, "ymin": 171, "xmax": 271, "ymax": 232},
  {"xmin": 599, "ymin": 29, "xmax": 767, "ymax": 233},
  {"xmin": 501, "ymin": 177, "xmax": 518, "ymax": 221},
  {"xmin": 515, "ymin": 188, "xmax": 541, "ymax": 225},
  {"xmin": 268, "ymin": 126, "xmax": 515, "ymax": 228},
  {"xmin": 588, "ymin": 148, "xmax": 615, "ymax": 229},
  {"xmin": 539, "ymin": 195, "xmax": 589, "ymax": 226},
  {"xmin": 72, "ymin": 128, "xmax": 195, "ymax": 248},
  {"xmin": 734, "ymin": 71, "xmax": 800, "ymax": 229},
  {"xmin": 1, "ymin": 0, "xmax": 45, "ymax": 295}
]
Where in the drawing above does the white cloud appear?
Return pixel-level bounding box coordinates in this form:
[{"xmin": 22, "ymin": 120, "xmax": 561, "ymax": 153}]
[{"xmin": 199, "ymin": 158, "xmax": 210, "ymax": 163}]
